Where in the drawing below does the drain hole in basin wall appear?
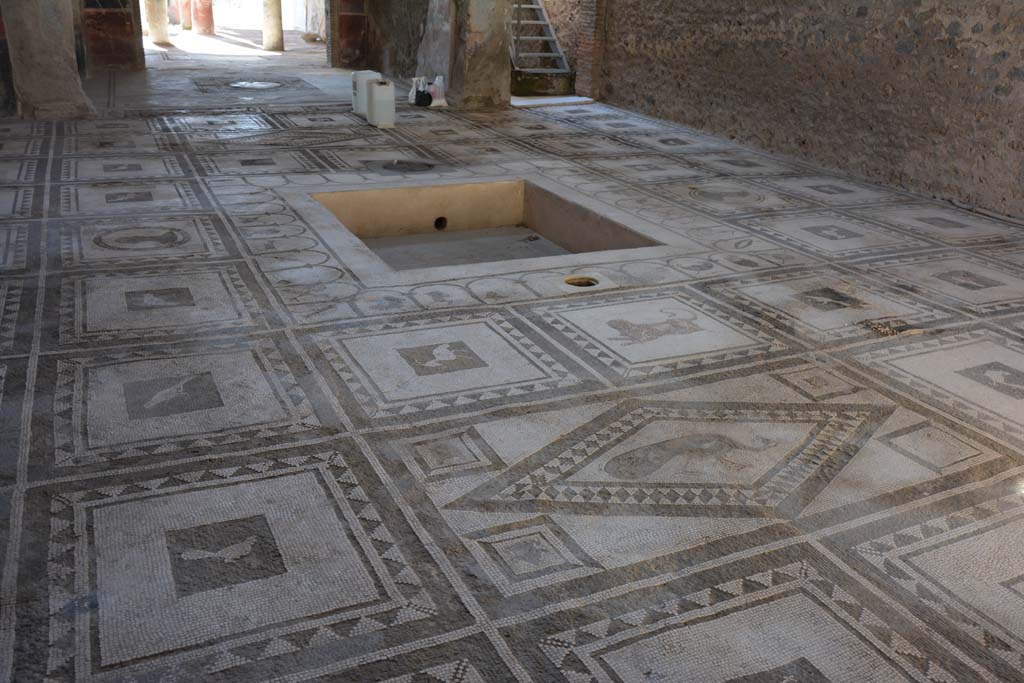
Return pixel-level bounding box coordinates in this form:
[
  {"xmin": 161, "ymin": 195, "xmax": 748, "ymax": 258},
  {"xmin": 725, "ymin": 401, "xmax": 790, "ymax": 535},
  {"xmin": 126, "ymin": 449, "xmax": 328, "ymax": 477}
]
[
  {"xmin": 434, "ymin": 217, "xmax": 448, "ymax": 231},
  {"xmin": 565, "ymin": 276, "xmax": 599, "ymax": 288}
]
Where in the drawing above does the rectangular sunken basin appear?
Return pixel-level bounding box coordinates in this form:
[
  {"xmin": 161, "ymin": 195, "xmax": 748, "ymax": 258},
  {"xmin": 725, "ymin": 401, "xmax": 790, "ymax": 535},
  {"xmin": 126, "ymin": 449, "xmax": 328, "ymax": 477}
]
[{"xmin": 312, "ymin": 179, "xmax": 661, "ymax": 272}]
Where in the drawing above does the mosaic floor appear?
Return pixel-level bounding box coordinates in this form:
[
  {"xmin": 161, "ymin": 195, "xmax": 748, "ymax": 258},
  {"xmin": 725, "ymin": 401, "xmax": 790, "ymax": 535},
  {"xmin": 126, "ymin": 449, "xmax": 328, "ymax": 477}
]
[{"xmin": 2, "ymin": 31, "xmax": 1024, "ymax": 682}]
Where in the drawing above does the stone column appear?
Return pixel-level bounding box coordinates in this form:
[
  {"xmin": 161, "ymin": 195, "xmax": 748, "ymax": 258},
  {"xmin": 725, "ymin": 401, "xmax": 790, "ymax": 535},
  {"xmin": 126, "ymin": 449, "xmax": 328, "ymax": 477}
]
[
  {"xmin": 574, "ymin": 0, "xmax": 606, "ymax": 98},
  {"xmin": 262, "ymin": 0, "xmax": 284, "ymax": 51},
  {"xmin": 416, "ymin": 0, "xmax": 451, "ymax": 79},
  {"xmin": 0, "ymin": 0, "xmax": 94, "ymax": 118},
  {"xmin": 181, "ymin": 0, "xmax": 192, "ymax": 30},
  {"xmin": 145, "ymin": 0, "xmax": 170, "ymax": 44},
  {"xmin": 193, "ymin": 0, "xmax": 214, "ymax": 35},
  {"xmin": 446, "ymin": 0, "xmax": 510, "ymax": 109}
]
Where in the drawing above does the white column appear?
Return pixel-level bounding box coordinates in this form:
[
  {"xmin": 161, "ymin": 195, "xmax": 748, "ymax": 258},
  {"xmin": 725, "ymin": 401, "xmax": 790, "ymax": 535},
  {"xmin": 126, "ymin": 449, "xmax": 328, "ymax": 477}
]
[
  {"xmin": 263, "ymin": 0, "xmax": 284, "ymax": 52},
  {"xmin": 145, "ymin": 0, "xmax": 170, "ymax": 44}
]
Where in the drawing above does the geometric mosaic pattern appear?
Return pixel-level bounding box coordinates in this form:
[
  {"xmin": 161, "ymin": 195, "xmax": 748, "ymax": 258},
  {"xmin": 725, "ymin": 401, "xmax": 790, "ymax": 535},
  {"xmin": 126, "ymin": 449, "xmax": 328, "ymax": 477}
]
[
  {"xmin": 833, "ymin": 479, "xmax": 1024, "ymax": 681},
  {"xmin": 25, "ymin": 443, "xmax": 468, "ymax": 682},
  {"xmin": 42, "ymin": 336, "xmax": 323, "ymax": 469},
  {"xmin": 52, "ymin": 263, "xmax": 270, "ymax": 345},
  {"xmin": 449, "ymin": 400, "xmax": 890, "ymax": 519},
  {"xmin": 305, "ymin": 309, "xmax": 598, "ymax": 426},
  {"xmin": 700, "ymin": 267, "xmax": 959, "ymax": 345},
  {"xmin": 864, "ymin": 251, "xmax": 1024, "ymax": 315},
  {"xmin": 851, "ymin": 327, "xmax": 1024, "ymax": 447},
  {"xmin": 509, "ymin": 547, "xmax": 971, "ymax": 682},
  {"xmin": 4, "ymin": 37, "xmax": 1024, "ymax": 681},
  {"xmin": 518, "ymin": 287, "xmax": 794, "ymax": 385}
]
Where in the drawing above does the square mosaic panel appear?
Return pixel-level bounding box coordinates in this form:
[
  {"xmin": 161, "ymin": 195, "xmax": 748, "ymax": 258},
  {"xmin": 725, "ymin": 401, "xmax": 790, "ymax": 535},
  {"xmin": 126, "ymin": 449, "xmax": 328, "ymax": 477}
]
[
  {"xmin": 502, "ymin": 545, "xmax": 977, "ymax": 682},
  {"xmin": 517, "ymin": 287, "xmax": 794, "ymax": 385},
  {"xmin": 195, "ymin": 150, "xmax": 324, "ymax": 176},
  {"xmin": 519, "ymin": 134, "xmax": 644, "ymax": 157},
  {"xmin": 700, "ymin": 268, "xmax": 959, "ymax": 344},
  {"xmin": 737, "ymin": 211, "xmax": 934, "ymax": 260},
  {"xmin": 271, "ymin": 112, "xmax": 365, "ymax": 128},
  {"xmin": 473, "ymin": 116, "xmax": 583, "ymax": 138},
  {"xmin": 659, "ymin": 177, "xmax": 814, "ymax": 216},
  {"xmin": 463, "ymin": 516, "xmax": 602, "ymax": 596},
  {"xmin": 575, "ymin": 116, "xmax": 680, "ymax": 135},
  {"xmin": 12, "ymin": 443, "xmax": 474, "ymax": 682},
  {"xmin": 56, "ymin": 134, "xmax": 170, "ymax": 156},
  {"xmin": 396, "ymin": 122, "xmax": 493, "ymax": 143},
  {"xmin": 686, "ymin": 150, "xmax": 806, "ymax": 176},
  {"xmin": 850, "ymin": 327, "xmax": 1024, "ymax": 447},
  {"xmin": 50, "ymin": 263, "xmax": 271, "ymax": 346},
  {"xmin": 56, "ymin": 155, "xmax": 189, "ymax": 182},
  {"xmin": 312, "ymin": 145, "xmax": 439, "ymax": 173},
  {"xmin": 34, "ymin": 336, "xmax": 325, "ymax": 472},
  {"xmin": 304, "ymin": 309, "xmax": 598, "ymax": 426},
  {"xmin": 877, "ymin": 420, "xmax": 991, "ymax": 474},
  {"xmin": 581, "ymin": 154, "xmax": 706, "ymax": 183},
  {"xmin": 185, "ymin": 126, "xmax": 399, "ymax": 153},
  {"xmin": 831, "ymin": 478, "xmax": 1024, "ymax": 682},
  {"xmin": 620, "ymin": 131, "xmax": 743, "ymax": 153},
  {"xmin": 849, "ymin": 203, "xmax": 1023, "ymax": 246},
  {"xmin": 54, "ymin": 214, "xmax": 234, "ymax": 269},
  {"xmin": 397, "ymin": 425, "xmax": 507, "ymax": 483},
  {"xmin": 60, "ymin": 119, "xmax": 157, "ymax": 136},
  {"xmin": 864, "ymin": 251, "xmax": 1024, "ymax": 315},
  {"xmin": 757, "ymin": 175, "xmax": 904, "ymax": 206},
  {"xmin": 426, "ymin": 139, "xmax": 538, "ymax": 164},
  {"xmin": 55, "ymin": 180, "xmax": 207, "ymax": 216},
  {"xmin": 159, "ymin": 112, "xmax": 278, "ymax": 131}
]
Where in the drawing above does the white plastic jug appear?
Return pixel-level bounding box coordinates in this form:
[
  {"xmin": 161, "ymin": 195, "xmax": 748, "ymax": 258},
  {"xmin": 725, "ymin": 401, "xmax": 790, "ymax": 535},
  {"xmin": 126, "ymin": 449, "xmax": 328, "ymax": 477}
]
[
  {"xmin": 352, "ymin": 70, "xmax": 382, "ymax": 117},
  {"xmin": 366, "ymin": 80, "xmax": 396, "ymax": 129}
]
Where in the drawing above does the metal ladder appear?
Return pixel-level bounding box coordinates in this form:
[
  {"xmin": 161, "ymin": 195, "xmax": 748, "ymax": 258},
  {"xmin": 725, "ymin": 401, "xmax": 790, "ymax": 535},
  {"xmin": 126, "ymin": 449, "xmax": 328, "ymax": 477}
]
[{"xmin": 510, "ymin": 1, "xmax": 571, "ymax": 75}]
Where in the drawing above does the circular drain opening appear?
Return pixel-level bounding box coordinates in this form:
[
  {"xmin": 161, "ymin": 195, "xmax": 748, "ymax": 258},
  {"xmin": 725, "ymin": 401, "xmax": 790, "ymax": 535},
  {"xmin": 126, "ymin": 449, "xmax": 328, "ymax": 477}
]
[
  {"xmin": 365, "ymin": 159, "xmax": 440, "ymax": 174},
  {"xmin": 228, "ymin": 81, "xmax": 283, "ymax": 89},
  {"xmin": 564, "ymin": 276, "xmax": 599, "ymax": 288},
  {"xmin": 434, "ymin": 217, "xmax": 448, "ymax": 231}
]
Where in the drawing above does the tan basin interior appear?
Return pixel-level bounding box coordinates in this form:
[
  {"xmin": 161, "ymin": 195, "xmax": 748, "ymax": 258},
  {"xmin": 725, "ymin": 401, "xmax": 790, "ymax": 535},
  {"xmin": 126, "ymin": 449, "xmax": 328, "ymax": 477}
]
[{"xmin": 312, "ymin": 179, "xmax": 661, "ymax": 271}]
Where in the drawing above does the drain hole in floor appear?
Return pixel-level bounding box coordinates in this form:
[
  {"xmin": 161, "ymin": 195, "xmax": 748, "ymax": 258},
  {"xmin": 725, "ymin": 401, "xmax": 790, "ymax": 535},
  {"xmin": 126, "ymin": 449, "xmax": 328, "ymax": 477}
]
[
  {"xmin": 229, "ymin": 81, "xmax": 283, "ymax": 89},
  {"xmin": 363, "ymin": 159, "xmax": 441, "ymax": 174},
  {"xmin": 565, "ymin": 276, "xmax": 599, "ymax": 288}
]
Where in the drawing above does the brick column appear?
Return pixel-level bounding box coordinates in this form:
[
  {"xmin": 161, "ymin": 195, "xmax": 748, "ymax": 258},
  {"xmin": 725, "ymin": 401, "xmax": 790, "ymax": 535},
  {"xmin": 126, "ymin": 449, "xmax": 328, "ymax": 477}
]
[
  {"xmin": 574, "ymin": 0, "xmax": 605, "ymax": 98},
  {"xmin": 193, "ymin": 0, "xmax": 214, "ymax": 35}
]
